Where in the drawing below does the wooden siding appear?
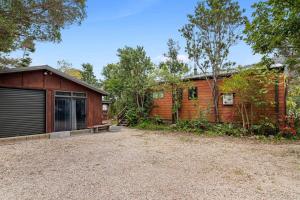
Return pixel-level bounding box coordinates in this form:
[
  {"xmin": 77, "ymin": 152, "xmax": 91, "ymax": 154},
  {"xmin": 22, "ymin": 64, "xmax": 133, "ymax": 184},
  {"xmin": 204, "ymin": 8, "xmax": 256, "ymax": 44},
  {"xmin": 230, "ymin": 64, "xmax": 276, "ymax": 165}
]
[
  {"xmin": 0, "ymin": 70, "xmax": 103, "ymax": 133},
  {"xmin": 150, "ymin": 74, "xmax": 286, "ymax": 123}
]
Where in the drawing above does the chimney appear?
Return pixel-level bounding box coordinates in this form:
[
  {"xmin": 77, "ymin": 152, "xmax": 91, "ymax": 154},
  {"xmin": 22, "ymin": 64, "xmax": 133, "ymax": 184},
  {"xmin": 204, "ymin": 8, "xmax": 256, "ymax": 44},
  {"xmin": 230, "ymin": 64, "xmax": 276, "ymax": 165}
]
[{"xmin": 193, "ymin": 67, "xmax": 198, "ymax": 75}]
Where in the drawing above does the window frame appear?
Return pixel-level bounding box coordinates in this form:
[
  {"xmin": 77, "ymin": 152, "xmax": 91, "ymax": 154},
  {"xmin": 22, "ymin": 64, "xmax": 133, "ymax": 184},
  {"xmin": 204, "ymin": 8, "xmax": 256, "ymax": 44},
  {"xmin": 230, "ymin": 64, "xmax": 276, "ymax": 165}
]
[
  {"xmin": 222, "ymin": 93, "xmax": 234, "ymax": 106},
  {"xmin": 188, "ymin": 87, "xmax": 198, "ymax": 100},
  {"xmin": 153, "ymin": 90, "xmax": 164, "ymax": 99}
]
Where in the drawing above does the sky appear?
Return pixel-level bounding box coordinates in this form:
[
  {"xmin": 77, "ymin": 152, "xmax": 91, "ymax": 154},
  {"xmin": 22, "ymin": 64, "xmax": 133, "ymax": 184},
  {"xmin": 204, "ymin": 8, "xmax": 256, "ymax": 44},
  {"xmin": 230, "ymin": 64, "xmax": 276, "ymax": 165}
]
[{"xmin": 26, "ymin": 0, "xmax": 261, "ymax": 78}]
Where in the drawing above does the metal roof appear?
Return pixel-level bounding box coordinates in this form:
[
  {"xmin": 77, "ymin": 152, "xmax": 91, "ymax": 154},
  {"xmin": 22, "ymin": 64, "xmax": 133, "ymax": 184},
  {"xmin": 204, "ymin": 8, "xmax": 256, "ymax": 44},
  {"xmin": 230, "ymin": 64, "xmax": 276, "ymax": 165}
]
[{"xmin": 0, "ymin": 65, "xmax": 108, "ymax": 95}]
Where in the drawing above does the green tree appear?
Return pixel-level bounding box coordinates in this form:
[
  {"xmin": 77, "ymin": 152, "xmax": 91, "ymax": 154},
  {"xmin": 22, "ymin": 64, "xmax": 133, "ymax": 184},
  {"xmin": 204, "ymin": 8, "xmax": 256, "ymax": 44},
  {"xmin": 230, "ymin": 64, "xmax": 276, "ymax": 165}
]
[
  {"xmin": 244, "ymin": 0, "xmax": 300, "ymax": 72},
  {"xmin": 102, "ymin": 46, "xmax": 154, "ymax": 122},
  {"xmin": 222, "ymin": 65, "xmax": 276, "ymax": 129},
  {"xmin": 180, "ymin": 0, "xmax": 246, "ymax": 122},
  {"xmin": 0, "ymin": 0, "xmax": 86, "ymax": 66},
  {"xmin": 158, "ymin": 39, "xmax": 189, "ymax": 123},
  {"xmin": 81, "ymin": 63, "xmax": 99, "ymax": 86},
  {"xmin": 57, "ymin": 60, "xmax": 82, "ymax": 79}
]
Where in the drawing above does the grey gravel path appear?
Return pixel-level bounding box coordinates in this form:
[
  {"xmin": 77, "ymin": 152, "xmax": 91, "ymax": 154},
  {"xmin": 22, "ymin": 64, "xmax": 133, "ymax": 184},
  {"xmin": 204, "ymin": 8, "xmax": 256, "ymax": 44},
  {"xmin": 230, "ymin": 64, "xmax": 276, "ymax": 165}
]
[{"xmin": 0, "ymin": 128, "xmax": 299, "ymax": 200}]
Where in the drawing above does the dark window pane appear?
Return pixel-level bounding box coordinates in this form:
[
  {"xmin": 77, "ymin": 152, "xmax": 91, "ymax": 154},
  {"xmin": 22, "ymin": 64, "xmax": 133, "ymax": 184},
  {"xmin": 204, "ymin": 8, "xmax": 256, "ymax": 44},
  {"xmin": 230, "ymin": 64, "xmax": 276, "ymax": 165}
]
[
  {"xmin": 73, "ymin": 92, "xmax": 86, "ymax": 97},
  {"xmin": 188, "ymin": 87, "xmax": 198, "ymax": 100},
  {"xmin": 76, "ymin": 99, "xmax": 86, "ymax": 130},
  {"xmin": 56, "ymin": 91, "xmax": 71, "ymax": 96},
  {"xmin": 55, "ymin": 97, "xmax": 72, "ymax": 131}
]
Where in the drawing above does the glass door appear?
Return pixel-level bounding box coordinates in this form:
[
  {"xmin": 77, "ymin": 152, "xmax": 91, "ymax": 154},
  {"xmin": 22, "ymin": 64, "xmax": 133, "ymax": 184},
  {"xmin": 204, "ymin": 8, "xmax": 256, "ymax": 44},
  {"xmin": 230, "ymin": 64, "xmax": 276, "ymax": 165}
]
[
  {"xmin": 55, "ymin": 92, "xmax": 87, "ymax": 132},
  {"xmin": 75, "ymin": 98, "xmax": 86, "ymax": 130},
  {"xmin": 55, "ymin": 97, "xmax": 72, "ymax": 131}
]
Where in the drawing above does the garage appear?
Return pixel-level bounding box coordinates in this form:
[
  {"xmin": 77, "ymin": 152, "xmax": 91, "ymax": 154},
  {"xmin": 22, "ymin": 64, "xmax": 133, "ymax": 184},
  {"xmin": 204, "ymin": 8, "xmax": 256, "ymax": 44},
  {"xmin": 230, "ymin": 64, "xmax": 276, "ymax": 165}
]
[
  {"xmin": 0, "ymin": 65, "xmax": 107, "ymax": 137},
  {"xmin": 0, "ymin": 87, "xmax": 46, "ymax": 138}
]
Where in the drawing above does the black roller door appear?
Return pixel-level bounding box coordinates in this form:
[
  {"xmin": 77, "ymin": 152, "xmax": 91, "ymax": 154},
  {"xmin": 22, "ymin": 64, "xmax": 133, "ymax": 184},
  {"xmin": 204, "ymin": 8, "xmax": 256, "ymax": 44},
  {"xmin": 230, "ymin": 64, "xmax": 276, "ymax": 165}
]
[{"xmin": 0, "ymin": 87, "xmax": 45, "ymax": 138}]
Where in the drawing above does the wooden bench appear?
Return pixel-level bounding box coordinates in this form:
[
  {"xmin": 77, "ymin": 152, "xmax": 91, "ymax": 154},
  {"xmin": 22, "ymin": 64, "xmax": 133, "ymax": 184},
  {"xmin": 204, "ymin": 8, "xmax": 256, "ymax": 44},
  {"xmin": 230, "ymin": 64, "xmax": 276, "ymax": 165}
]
[{"xmin": 89, "ymin": 124, "xmax": 111, "ymax": 133}]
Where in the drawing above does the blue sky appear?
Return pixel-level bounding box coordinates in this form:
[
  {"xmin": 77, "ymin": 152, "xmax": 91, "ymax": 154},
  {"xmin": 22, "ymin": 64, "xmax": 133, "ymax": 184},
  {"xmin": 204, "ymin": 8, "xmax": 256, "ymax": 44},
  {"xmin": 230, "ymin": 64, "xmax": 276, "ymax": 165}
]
[{"xmin": 28, "ymin": 0, "xmax": 261, "ymax": 78}]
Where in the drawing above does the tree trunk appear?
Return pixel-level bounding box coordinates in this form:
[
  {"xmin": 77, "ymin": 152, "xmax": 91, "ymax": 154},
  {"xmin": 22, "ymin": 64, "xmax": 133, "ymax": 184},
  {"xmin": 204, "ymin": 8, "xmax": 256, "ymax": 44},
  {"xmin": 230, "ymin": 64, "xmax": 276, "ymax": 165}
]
[
  {"xmin": 171, "ymin": 84, "xmax": 176, "ymax": 124},
  {"xmin": 212, "ymin": 77, "xmax": 220, "ymax": 123},
  {"xmin": 244, "ymin": 104, "xmax": 250, "ymax": 129},
  {"xmin": 239, "ymin": 104, "xmax": 246, "ymax": 129}
]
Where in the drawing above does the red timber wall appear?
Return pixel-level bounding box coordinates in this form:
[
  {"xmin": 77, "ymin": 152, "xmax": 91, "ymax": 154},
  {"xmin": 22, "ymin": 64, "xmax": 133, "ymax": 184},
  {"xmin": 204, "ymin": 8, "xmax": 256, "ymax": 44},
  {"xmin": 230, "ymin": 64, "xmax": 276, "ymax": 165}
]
[
  {"xmin": 150, "ymin": 73, "xmax": 286, "ymax": 123},
  {"xmin": 0, "ymin": 70, "xmax": 103, "ymax": 133}
]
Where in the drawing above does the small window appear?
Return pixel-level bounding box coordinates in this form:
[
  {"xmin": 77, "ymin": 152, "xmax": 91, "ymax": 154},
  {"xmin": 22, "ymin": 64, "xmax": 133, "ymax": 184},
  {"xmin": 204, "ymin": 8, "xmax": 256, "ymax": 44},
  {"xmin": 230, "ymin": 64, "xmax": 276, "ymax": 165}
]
[
  {"xmin": 153, "ymin": 91, "xmax": 164, "ymax": 99},
  {"xmin": 102, "ymin": 104, "xmax": 108, "ymax": 111},
  {"xmin": 73, "ymin": 92, "xmax": 86, "ymax": 97},
  {"xmin": 55, "ymin": 91, "xmax": 71, "ymax": 96},
  {"xmin": 223, "ymin": 93, "xmax": 234, "ymax": 105},
  {"xmin": 188, "ymin": 87, "xmax": 198, "ymax": 100}
]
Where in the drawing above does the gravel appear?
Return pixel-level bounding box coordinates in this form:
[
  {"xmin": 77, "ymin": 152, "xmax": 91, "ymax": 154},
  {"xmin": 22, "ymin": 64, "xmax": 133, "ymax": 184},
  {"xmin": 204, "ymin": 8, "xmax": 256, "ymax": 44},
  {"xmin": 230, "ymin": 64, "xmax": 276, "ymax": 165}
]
[{"xmin": 0, "ymin": 128, "xmax": 299, "ymax": 200}]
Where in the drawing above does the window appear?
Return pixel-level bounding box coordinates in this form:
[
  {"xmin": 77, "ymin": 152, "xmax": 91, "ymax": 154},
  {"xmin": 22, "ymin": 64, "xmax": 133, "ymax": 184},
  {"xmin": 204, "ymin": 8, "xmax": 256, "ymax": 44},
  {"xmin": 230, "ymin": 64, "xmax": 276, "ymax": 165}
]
[
  {"xmin": 153, "ymin": 91, "xmax": 164, "ymax": 99},
  {"xmin": 73, "ymin": 92, "xmax": 86, "ymax": 97},
  {"xmin": 223, "ymin": 93, "xmax": 234, "ymax": 105},
  {"xmin": 188, "ymin": 87, "xmax": 198, "ymax": 100},
  {"xmin": 55, "ymin": 91, "xmax": 71, "ymax": 96},
  {"xmin": 102, "ymin": 104, "xmax": 108, "ymax": 111},
  {"xmin": 55, "ymin": 91, "xmax": 86, "ymax": 98}
]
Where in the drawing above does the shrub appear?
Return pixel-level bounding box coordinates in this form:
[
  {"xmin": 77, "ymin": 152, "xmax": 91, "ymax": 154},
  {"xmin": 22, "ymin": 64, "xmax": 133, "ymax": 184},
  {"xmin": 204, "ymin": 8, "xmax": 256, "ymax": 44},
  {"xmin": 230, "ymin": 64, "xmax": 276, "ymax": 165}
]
[
  {"xmin": 175, "ymin": 119, "xmax": 211, "ymax": 133},
  {"xmin": 250, "ymin": 118, "xmax": 277, "ymax": 136},
  {"xmin": 125, "ymin": 108, "xmax": 139, "ymax": 126},
  {"xmin": 211, "ymin": 123, "xmax": 247, "ymax": 137},
  {"xmin": 279, "ymin": 115, "xmax": 297, "ymax": 138},
  {"xmin": 135, "ymin": 119, "xmax": 170, "ymax": 131}
]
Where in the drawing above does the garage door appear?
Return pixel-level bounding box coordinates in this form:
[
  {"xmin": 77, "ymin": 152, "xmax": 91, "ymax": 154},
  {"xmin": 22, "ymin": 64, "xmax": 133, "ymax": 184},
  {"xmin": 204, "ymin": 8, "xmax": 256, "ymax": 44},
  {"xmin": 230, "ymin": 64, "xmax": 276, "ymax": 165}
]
[{"xmin": 0, "ymin": 87, "xmax": 45, "ymax": 138}]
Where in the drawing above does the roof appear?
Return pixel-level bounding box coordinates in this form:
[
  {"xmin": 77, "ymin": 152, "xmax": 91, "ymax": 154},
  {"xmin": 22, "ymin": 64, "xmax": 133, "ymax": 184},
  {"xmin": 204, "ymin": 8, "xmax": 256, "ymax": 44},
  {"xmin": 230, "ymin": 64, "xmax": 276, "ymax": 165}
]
[
  {"xmin": 184, "ymin": 64, "xmax": 285, "ymax": 81},
  {"xmin": 0, "ymin": 65, "xmax": 108, "ymax": 95},
  {"xmin": 184, "ymin": 72, "xmax": 233, "ymax": 81}
]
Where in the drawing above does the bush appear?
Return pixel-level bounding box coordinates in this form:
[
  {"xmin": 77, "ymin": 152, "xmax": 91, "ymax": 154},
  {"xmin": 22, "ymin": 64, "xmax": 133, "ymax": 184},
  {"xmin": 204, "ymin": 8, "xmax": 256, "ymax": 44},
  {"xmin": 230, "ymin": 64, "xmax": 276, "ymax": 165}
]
[
  {"xmin": 211, "ymin": 123, "xmax": 247, "ymax": 137},
  {"xmin": 125, "ymin": 109, "xmax": 139, "ymax": 126},
  {"xmin": 135, "ymin": 119, "xmax": 170, "ymax": 131},
  {"xmin": 175, "ymin": 118, "xmax": 211, "ymax": 133},
  {"xmin": 250, "ymin": 119, "xmax": 277, "ymax": 136}
]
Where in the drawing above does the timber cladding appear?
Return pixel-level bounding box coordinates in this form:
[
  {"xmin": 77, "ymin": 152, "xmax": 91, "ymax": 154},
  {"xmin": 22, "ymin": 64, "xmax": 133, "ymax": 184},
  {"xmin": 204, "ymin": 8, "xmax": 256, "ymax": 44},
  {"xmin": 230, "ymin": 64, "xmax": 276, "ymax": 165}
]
[
  {"xmin": 0, "ymin": 69, "xmax": 103, "ymax": 133},
  {"xmin": 150, "ymin": 74, "xmax": 286, "ymax": 123}
]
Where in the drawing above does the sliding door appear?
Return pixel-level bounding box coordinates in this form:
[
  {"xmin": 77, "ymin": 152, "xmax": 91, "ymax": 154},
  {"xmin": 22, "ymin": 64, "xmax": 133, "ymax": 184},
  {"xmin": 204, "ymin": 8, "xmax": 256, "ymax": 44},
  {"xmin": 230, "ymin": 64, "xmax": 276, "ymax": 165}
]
[
  {"xmin": 55, "ymin": 92, "xmax": 86, "ymax": 132},
  {"xmin": 55, "ymin": 97, "xmax": 72, "ymax": 132}
]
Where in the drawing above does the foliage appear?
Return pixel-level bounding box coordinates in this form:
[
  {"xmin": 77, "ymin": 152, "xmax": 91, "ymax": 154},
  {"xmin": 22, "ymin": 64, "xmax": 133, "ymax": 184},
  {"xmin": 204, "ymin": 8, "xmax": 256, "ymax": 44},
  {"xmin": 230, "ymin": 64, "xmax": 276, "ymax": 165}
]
[
  {"xmin": 157, "ymin": 39, "xmax": 189, "ymax": 123},
  {"xmin": 0, "ymin": 0, "xmax": 86, "ymax": 67},
  {"xmin": 244, "ymin": 0, "xmax": 300, "ymax": 71},
  {"xmin": 180, "ymin": 0, "xmax": 246, "ymax": 122},
  {"xmin": 221, "ymin": 65, "xmax": 276, "ymax": 129},
  {"xmin": 250, "ymin": 118, "xmax": 277, "ymax": 136},
  {"xmin": 134, "ymin": 118, "xmax": 298, "ymax": 139},
  {"xmin": 125, "ymin": 108, "xmax": 140, "ymax": 126},
  {"xmin": 102, "ymin": 46, "xmax": 155, "ymax": 118},
  {"xmin": 81, "ymin": 63, "xmax": 99, "ymax": 87},
  {"xmin": 135, "ymin": 119, "xmax": 171, "ymax": 131},
  {"xmin": 57, "ymin": 60, "xmax": 82, "ymax": 79},
  {"xmin": 279, "ymin": 115, "xmax": 298, "ymax": 138},
  {"xmin": 287, "ymin": 83, "xmax": 300, "ymax": 118},
  {"xmin": 175, "ymin": 119, "xmax": 210, "ymax": 133}
]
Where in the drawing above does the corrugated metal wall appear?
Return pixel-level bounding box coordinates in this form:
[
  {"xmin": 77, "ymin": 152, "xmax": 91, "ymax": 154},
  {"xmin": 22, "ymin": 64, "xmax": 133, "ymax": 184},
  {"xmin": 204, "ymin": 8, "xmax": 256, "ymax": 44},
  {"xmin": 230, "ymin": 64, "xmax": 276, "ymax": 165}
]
[{"xmin": 0, "ymin": 87, "xmax": 45, "ymax": 138}]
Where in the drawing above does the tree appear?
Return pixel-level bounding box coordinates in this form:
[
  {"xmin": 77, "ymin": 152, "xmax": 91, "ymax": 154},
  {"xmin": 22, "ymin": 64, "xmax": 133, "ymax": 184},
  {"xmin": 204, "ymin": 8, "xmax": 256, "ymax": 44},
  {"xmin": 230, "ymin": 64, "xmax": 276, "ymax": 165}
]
[
  {"xmin": 102, "ymin": 46, "xmax": 154, "ymax": 123},
  {"xmin": 57, "ymin": 60, "xmax": 82, "ymax": 79},
  {"xmin": 244, "ymin": 0, "xmax": 300, "ymax": 72},
  {"xmin": 221, "ymin": 65, "xmax": 276, "ymax": 129},
  {"xmin": 180, "ymin": 0, "xmax": 245, "ymax": 122},
  {"xmin": 81, "ymin": 63, "xmax": 99, "ymax": 86},
  {"xmin": 158, "ymin": 39, "xmax": 189, "ymax": 123},
  {"xmin": 244, "ymin": 0, "xmax": 300, "ymax": 133},
  {"xmin": 0, "ymin": 0, "xmax": 86, "ymax": 66}
]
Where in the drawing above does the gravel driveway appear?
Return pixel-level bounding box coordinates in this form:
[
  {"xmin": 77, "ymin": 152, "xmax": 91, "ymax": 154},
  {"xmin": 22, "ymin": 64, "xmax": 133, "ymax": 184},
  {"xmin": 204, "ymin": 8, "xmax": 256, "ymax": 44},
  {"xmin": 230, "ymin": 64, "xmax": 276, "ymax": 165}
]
[{"xmin": 0, "ymin": 128, "xmax": 299, "ymax": 200}]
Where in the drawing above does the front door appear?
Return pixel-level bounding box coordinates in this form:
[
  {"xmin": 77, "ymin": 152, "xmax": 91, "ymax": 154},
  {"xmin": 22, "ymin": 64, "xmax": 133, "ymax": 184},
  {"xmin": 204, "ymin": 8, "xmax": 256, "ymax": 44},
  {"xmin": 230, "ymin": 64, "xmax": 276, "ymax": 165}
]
[{"xmin": 54, "ymin": 92, "xmax": 86, "ymax": 132}]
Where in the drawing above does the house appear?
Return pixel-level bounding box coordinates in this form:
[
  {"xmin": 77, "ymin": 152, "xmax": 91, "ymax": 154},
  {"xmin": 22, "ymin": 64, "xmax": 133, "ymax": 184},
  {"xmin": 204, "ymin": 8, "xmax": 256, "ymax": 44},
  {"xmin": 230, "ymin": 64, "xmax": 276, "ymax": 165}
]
[
  {"xmin": 0, "ymin": 65, "xmax": 108, "ymax": 138},
  {"xmin": 150, "ymin": 68, "xmax": 286, "ymax": 124}
]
